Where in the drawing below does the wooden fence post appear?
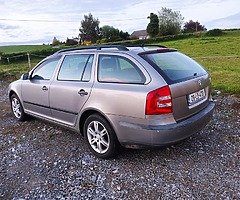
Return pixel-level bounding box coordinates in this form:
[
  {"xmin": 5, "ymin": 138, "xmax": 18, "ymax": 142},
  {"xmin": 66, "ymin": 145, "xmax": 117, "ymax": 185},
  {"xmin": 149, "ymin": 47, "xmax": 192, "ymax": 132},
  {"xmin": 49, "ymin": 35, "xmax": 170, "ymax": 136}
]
[{"xmin": 27, "ymin": 53, "xmax": 31, "ymax": 69}]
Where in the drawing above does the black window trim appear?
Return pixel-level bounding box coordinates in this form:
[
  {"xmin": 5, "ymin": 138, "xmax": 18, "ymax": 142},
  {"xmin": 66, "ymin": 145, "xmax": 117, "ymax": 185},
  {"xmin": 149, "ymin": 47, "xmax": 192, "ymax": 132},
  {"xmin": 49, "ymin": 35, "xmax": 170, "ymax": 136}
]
[
  {"xmin": 57, "ymin": 53, "xmax": 94, "ymax": 82},
  {"xmin": 97, "ymin": 54, "xmax": 146, "ymax": 85}
]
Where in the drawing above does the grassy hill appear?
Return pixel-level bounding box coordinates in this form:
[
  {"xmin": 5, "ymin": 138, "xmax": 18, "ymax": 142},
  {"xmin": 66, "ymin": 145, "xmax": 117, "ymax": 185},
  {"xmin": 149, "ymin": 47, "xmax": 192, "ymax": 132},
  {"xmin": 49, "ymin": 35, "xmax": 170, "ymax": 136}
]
[
  {"xmin": 160, "ymin": 33, "xmax": 240, "ymax": 94},
  {"xmin": 0, "ymin": 30, "xmax": 239, "ymax": 94}
]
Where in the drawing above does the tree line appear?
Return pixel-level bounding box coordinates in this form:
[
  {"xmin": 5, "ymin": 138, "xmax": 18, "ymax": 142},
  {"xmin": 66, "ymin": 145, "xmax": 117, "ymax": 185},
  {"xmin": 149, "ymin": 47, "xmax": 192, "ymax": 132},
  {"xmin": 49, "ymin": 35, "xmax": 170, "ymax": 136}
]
[
  {"xmin": 79, "ymin": 13, "xmax": 130, "ymax": 44},
  {"xmin": 53, "ymin": 7, "xmax": 207, "ymax": 46},
  {"xmin": 147, "ymin": 7, "xmax": 206, "ymax": 38}
]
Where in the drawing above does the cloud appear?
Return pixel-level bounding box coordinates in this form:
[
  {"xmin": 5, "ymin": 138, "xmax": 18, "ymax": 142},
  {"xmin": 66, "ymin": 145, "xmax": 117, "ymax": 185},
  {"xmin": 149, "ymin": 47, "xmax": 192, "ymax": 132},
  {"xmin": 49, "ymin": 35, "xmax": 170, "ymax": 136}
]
[
  {"xmin": 0, "ymin": 0, "xmax": 240, "ymax": 45},
  {"xmin": 205, "ymin": 12, "xmax": 240, "ymax": 29},
  {"xmin": 0, "ymin": 23, "xmax": 19, "ymax": 30}
]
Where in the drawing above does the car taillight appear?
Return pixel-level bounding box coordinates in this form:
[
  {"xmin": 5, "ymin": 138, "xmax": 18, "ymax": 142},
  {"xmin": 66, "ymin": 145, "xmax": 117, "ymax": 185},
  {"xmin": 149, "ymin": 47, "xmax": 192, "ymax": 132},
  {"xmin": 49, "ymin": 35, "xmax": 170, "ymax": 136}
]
[{"xmin": 145, "ymin": 85, "xmax": 172, "ymax": 115}]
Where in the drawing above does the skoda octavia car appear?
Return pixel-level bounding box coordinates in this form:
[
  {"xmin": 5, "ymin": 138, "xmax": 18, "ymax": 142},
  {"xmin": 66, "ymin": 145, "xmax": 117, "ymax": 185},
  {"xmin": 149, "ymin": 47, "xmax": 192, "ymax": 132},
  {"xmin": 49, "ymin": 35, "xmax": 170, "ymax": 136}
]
[{"xmin": 8, "ymin": 45, "xmax": 215, "ymax": 158}]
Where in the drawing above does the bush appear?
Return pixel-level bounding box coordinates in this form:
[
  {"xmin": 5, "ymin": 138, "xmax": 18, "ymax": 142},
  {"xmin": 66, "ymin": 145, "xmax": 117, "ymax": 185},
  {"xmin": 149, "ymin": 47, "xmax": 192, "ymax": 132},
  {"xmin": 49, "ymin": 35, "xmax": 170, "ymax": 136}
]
[
  {"xmin": 205, "ymin": 29, "xmax": 224, "ymax": 36},
  {"xmin": 97, "ymin": 38, "xmax": 108, "ymax": 44},
  {"xmin": 107, "ymin": 33, "xmax": 195, "ymax": 46},
  {"xmin": 0, "ymin": 48, "xmax": 59, "ymax": 64}
]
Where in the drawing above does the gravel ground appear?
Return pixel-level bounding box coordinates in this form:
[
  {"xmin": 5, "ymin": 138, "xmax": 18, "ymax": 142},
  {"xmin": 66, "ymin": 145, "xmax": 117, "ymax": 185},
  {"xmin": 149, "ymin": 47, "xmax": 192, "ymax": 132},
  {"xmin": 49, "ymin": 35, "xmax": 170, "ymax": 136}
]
[{"xmin": 0, "ymin": 80, "xmax": 239, "ymax": 199}]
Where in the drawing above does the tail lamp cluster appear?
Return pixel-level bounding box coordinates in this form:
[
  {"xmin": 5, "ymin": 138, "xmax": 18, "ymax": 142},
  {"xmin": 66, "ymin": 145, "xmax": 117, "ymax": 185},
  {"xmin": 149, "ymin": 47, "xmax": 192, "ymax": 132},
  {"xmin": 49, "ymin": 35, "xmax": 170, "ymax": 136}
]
[{"xmin": 145, "ymin": 85, "xmax": 173, "ymax": 115}]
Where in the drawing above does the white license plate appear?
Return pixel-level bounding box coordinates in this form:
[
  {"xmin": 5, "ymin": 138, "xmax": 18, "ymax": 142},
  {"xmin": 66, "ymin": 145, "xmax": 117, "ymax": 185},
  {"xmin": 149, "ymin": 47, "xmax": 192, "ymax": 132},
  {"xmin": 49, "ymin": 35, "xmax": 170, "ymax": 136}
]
[{"xmin": 188, "ymin": 89, "xmax": 206, "ymax": 106}]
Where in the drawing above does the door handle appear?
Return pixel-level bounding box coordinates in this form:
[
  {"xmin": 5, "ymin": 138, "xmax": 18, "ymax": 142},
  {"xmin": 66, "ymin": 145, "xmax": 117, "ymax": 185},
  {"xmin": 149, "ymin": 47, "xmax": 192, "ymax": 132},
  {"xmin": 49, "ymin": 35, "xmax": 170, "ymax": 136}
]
[
  {"xmin": 78, "ymin": 89, "xmax": 88, "ymax": 96},
  {"xmin": 42, "ymin": 86, "xmax": 48, "ymax": 91}
]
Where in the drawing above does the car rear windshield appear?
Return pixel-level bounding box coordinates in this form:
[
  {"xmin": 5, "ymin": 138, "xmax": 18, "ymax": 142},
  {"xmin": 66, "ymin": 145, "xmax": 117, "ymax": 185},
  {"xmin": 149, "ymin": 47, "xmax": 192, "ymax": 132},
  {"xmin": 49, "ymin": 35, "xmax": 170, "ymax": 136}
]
[{"xmin": 141, "ymin": 51, "xmax": 207, "ymax": 84}]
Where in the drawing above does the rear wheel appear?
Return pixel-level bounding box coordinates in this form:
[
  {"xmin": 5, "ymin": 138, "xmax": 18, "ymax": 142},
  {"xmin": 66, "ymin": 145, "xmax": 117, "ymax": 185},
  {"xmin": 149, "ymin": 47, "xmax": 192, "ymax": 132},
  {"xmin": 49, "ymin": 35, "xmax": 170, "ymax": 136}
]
[
  {"xmin": 10, "ymin": 94, "xmax": 27, "ymax": 121},
  {"xmin": 83, "ymin": 114, "xmax": 118, "ymax": 159}
]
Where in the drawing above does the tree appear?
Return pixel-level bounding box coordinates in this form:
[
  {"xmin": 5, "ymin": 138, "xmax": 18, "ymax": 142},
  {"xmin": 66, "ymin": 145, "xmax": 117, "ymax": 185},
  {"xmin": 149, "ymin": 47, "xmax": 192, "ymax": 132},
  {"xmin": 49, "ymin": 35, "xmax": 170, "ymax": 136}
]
[
  {"xmin": 158, "ymin": 7, "xmax": 184, "ymax": 36},
  {"xmin": 79, "ymin": 13, "xmax": 100, "ymax": 44},
  {"xmin": 100, "ymin": 25, "xmax": 120, "ymax": 42},
  {"xmin": 100, "ymin": 25, "xmax": 129, "ymax": 42},
  {"xmin": 183, "ymin": 20, "xmax": 206, "ymax": 33},
  {"xmin": 147, "ymin": 13, "xmax": 159, "ymax": 37},
  {"xmin": 119, "ymin": 30, "xmax": 130, "ymax": 41},
  {"xmin": 52, "ymin": 37, "xmax": 61, "ymax": 46}
]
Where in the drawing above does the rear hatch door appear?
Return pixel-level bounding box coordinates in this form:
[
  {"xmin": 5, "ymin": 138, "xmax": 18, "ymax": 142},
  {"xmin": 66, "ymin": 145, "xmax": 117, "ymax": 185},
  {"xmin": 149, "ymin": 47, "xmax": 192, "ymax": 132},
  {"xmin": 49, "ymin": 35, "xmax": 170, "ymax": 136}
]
[
  {"xmin": 170, "ymin": 74, "xmax": 210, "ymax": 121},
  {"xmin": 140, "ymin": 50, "xmax": 211, "ymax": 121}
]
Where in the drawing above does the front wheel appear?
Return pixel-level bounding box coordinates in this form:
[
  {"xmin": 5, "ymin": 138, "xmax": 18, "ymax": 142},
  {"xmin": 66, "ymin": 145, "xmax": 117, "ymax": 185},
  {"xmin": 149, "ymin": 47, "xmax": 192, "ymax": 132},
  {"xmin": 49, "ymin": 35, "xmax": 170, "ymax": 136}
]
[
  {"xmin": 83, "ymin": 114, "xmax": 119, "ymax": 159},
  {"xmin": 10, "ymin": 94, "xmax": 27, "ymax": 121}
]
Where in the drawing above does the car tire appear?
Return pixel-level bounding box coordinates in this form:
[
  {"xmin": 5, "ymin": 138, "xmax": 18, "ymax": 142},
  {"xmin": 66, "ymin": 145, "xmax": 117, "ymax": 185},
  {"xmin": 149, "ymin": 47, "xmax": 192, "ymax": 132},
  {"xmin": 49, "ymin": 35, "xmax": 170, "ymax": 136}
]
[
  {"xmin": 10, "ymin": 94, "xmax": 27, "ymax": 121},
  {"xmin": 83, "ymin": 114, "xmax": 119, "ymax": 159}
]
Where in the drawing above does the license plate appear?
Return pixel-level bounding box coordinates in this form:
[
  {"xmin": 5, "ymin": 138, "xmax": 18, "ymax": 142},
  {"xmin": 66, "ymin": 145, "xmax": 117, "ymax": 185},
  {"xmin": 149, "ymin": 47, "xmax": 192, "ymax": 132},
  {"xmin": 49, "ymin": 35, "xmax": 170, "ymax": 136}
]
[{"xmin": 187, "ymin": 89, "xmax": 206, "ymax": 106}]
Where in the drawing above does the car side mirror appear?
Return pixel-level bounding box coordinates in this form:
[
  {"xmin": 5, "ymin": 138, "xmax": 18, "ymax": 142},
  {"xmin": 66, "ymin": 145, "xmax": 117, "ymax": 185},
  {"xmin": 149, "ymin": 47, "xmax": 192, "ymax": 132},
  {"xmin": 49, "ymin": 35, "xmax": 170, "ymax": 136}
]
[{"xmin": 21, "ymin": 73, "xmax": 29, "ymax": 80}]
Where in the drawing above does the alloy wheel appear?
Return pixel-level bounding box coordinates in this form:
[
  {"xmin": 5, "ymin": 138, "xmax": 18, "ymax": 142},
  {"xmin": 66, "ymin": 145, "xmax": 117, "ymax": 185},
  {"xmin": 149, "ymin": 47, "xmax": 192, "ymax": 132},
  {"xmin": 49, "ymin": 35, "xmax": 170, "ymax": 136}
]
[
  {"xmin": 87, "ymin": 121, "xmax": 110, "ymax": 154},
  {"xmin": 11, "ymin": 97, "xmax": 22, "ymax": 119}
]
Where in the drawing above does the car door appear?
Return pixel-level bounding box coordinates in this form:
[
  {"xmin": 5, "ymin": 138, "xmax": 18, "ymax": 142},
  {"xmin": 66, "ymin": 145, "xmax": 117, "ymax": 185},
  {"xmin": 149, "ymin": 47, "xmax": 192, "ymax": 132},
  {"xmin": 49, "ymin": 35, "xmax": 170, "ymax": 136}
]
[
  {"xmin": 21, "ymin": 56, "xmax": 61, "ymax": 117},
  {"xmin": 49, "ymin": 53, "xmax": 94, "ymax": 126},
  {"xmin": 90, "ymin": 53, "xmax": 150, "ymax": 118}
]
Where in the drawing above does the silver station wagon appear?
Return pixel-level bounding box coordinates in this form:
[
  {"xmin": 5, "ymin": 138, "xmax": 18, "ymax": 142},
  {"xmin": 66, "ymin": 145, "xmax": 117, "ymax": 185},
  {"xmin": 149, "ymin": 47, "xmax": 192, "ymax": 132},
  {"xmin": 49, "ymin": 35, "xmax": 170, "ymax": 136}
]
[{"xmin": 8, "ymin": 45, "xmax": 215, "ymax": 158}]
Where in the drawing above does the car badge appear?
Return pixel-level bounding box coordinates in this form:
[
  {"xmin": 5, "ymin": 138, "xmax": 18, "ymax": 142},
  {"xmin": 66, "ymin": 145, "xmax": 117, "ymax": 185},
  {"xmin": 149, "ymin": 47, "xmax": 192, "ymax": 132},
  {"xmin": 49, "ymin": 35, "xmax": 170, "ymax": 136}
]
[{"xmin": 198, "ymin": 80, "xmax": 202, "ymax": 86}]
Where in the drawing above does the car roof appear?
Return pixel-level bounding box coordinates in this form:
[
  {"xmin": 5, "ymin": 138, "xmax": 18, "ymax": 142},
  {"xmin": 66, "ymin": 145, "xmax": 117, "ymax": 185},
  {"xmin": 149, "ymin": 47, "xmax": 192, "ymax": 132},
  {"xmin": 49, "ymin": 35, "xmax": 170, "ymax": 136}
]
[{"xmin": 51, "ymin": 44, "xmax": 174, "ymax": 57}]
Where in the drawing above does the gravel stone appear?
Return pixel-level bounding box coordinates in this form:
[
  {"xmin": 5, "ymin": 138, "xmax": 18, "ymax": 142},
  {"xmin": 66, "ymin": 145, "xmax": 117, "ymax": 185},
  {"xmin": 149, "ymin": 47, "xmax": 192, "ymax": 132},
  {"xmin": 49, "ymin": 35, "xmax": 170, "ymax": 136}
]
[{"xmin": 0, "ymin": 81, "xmax": 239, "ymax": 199}]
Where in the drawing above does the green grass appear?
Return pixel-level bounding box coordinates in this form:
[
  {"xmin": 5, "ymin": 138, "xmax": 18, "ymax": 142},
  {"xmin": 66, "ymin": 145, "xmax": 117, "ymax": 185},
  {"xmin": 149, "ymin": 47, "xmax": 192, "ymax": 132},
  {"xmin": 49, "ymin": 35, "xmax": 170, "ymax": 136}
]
[
  {"xmin": 0, "ymin": 45, "xmax": 52, "ymax": 54},
  {"xmin": 0, "ymin": 30, "xmax": 240, "ymax": 94},
  {"xmin": 160, "ymin": 34, "xmax": 240, "ymax": 94},
  {"xmin": 0, "ymin": 58, "xmax": 42, "ymax": 80}
]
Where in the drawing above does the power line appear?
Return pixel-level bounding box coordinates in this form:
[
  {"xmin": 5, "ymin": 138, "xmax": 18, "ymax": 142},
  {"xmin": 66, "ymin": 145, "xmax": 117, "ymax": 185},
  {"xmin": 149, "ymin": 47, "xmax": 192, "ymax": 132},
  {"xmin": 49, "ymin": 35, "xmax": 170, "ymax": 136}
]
[
  {"xmin": 0, "ymin": 18, "xmax": 77, "ymax": 22},
  {"xmin": 103, "ymin": 17, "xmax": 146, "ymax": 22},
  {"xmin": 0, "ymin": 17, "xmax": 147, "ymax": 23}
]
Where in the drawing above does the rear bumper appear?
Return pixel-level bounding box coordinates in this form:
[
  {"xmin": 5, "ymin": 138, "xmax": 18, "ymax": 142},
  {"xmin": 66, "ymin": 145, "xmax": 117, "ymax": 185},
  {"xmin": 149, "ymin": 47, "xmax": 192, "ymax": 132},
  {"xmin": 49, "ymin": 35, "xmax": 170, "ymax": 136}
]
[{"xmin": 118, "ymin": 101, "xmax": 215, "ymax": 148}]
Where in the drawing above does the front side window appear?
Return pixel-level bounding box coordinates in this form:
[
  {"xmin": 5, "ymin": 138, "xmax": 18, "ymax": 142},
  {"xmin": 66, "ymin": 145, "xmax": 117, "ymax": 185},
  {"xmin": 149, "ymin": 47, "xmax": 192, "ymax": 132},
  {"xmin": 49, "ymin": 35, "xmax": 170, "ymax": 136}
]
[
  {"xmin": 31, "ymin": 57, "xmax": 60, "ymax": 80},
  {"xmin": 98, "ymin": 55, "xmax": 146, "ymax": 84},
  {"xmin": 58, "ymin": 54, "xmax": 93, "ymax": 81}
]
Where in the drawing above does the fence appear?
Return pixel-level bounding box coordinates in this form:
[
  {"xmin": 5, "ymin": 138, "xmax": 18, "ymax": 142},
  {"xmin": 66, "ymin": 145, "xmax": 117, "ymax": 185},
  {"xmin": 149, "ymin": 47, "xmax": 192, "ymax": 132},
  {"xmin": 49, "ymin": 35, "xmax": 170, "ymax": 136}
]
[
  {"xmin": 0, "ymin": 53, "xmax": 48, "ymax": 69},
  {"xmin": 0, "ymin": 47, "xmax": 59, "ymax": 66}
]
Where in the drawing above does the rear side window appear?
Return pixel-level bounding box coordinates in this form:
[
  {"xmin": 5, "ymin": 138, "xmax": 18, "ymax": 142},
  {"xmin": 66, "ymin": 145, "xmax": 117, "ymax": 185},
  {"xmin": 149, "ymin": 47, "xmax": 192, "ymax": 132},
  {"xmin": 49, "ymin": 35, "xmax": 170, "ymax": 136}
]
[
  {"xmin": 58, "ymin": 54, "xmax": 93, "ymax": 81},
  {"xmin": 98, "ymin": 55, "xmax": 146, "ymax": 84},
  {"xmin": 141, "ymin": 52, "xmax": 207, "ymax": 84}
]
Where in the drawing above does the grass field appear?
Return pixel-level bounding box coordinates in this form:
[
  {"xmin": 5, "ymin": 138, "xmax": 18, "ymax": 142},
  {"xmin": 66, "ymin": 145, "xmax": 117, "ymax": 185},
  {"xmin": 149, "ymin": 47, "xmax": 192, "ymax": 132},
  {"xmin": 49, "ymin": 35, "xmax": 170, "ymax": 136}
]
[
  {"xmin": 160, "ymin": 34, "xmax": 240, "ymax": 94},
  {"xmin": 0, "ymin": 31, "xmax": 240, "ymax": 94},
  {"xmin": 0, "ymin": 58, "xmax": 42, "ymax": 80},
  {"xmin": 0, "ymin": 45, "xmax": 52, "ymax": 54}
]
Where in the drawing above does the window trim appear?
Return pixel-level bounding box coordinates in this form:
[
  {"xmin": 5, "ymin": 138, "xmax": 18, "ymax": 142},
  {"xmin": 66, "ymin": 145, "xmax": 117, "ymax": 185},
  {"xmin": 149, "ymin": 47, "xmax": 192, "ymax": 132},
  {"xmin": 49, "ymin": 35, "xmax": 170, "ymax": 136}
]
[
  {"xmin": 56, "ymin": 54, "xmax": 94, "ymax": 82},
  {"xmin": 97, "ymin": 54, "xmax": 146, "ymax": 85}
]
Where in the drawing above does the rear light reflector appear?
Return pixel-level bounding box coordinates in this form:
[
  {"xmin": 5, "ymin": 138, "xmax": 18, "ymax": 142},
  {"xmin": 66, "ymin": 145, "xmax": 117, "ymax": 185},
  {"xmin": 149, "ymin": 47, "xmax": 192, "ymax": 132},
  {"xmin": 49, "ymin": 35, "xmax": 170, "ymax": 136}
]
[{"xmin": 145, "ymin": 85, "xmax": 173, "ymax": 115}]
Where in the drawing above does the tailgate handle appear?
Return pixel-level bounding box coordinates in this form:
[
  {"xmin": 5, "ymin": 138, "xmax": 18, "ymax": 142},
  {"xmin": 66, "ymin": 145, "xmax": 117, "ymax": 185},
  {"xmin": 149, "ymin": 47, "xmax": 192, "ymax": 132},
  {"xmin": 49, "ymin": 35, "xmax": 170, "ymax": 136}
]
[{"xmin": 78, "ymin": 89, "xmax": 88, "ymax": 96}]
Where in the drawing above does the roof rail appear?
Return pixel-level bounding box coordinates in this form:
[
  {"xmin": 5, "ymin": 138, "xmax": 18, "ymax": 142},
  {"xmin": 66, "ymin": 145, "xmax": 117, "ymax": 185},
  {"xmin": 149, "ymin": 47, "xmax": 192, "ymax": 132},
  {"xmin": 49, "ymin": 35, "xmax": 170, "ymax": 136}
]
[
  {"xmin": 55, "ymin": 45, "xmax": 129, "ymax": 54},
  {"xmin": 124, "ymin": 44, "xmax": 167, "ymax": 48}
]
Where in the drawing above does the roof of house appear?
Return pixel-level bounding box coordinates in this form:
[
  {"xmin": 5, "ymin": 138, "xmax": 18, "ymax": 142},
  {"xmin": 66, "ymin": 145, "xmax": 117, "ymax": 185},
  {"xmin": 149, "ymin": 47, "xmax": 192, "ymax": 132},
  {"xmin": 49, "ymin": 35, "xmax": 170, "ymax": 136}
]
[{"xmin": 130, "ymin": 30, "xmax": 148, "ymax": 38}]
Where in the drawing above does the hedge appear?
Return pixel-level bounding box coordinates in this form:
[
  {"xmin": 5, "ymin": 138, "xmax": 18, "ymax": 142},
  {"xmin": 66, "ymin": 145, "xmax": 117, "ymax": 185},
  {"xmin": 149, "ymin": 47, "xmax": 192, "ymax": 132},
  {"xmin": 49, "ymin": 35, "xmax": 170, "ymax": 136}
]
[{"xmin": 0, "ymin": 48, "xmax": 60, "ymax": 64}]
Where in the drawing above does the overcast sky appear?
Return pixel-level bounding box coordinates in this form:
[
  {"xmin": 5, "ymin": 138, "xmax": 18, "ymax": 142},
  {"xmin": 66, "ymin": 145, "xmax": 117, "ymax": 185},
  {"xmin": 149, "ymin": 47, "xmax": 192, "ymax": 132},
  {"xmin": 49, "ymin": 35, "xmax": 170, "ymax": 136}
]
[{"xmin": 0, "ymin": 0, "xmax": 240, "ymax": 45}]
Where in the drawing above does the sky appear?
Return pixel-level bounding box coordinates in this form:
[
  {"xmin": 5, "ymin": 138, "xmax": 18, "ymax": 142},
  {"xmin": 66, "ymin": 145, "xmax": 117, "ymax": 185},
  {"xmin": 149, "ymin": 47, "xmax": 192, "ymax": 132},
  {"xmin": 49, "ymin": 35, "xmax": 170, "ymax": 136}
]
[{"xmin": 0, "ymin": 0, "xmax": 240, "ymax": 46}]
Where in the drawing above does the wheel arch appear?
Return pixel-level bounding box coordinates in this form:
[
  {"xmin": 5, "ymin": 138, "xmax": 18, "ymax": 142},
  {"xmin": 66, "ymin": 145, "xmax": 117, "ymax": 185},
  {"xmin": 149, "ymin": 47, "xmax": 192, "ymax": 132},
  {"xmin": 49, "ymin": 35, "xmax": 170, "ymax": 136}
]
[
  {"xmin": 9, "ymin": 90, "xmax": 17, "ymax": 99},
  {"xmin": 78, "ymin": 108, "xmax": 118, "ymax": 140},
  {"xmin": 9, "ymin": 90, "xmax": 24, "ymax": 106}
]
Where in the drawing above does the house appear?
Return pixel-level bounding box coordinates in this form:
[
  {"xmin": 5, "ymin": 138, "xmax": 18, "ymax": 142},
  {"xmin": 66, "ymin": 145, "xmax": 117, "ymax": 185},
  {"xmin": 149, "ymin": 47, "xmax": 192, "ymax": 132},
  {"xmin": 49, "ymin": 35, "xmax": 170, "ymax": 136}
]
[
  {"xmin": 66, "ymin": 38, "xmax": 79, "ymax": 46},
  {"xmin": 130, "ymin": 30, "xmax": 149, "ymax": 40}
]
